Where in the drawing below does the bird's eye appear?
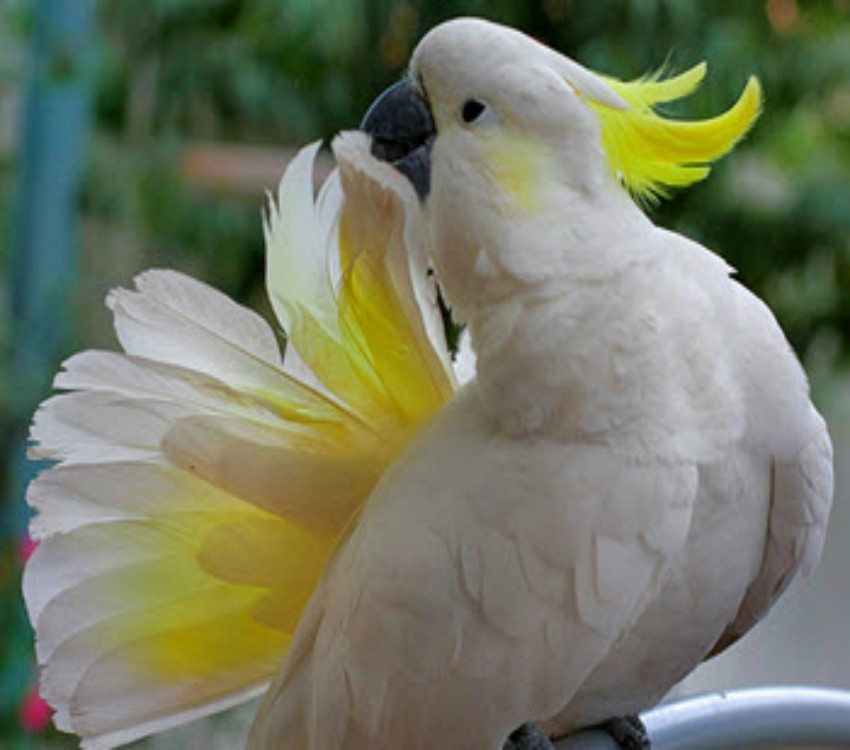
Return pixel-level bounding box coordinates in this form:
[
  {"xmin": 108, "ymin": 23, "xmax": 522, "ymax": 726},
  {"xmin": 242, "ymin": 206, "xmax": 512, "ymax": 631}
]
[{"xmin": 461, "ymin": 99, "xmax": 487, "ymax": 124}]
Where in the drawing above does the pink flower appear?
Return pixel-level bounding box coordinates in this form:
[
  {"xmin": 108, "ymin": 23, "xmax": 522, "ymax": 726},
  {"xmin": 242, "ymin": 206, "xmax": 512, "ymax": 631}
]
[
  {"xmin": 18, "ymin": 536, "xmax": 38, "ymax": 564},
  {"xmin": 20, "ymin": 683, "xmax": 53, "ymax": 733}
]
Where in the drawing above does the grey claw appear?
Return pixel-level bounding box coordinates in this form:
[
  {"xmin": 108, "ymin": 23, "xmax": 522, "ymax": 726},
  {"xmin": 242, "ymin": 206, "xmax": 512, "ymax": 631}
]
[
  {"xmin": 600, "ymin": 714, "xmax": 650, "ymax": 750},
  {"xmin": 503, "ymin": 722, "xmax": 556, "ymax": 750}
]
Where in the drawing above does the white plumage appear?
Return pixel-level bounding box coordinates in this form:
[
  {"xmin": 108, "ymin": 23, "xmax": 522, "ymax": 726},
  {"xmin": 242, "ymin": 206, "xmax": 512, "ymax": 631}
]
[
  {"xmin": 24, "ymin": 17, "xmax": 832, "ymax": 750},
  {"xmin": 247, "ymin": 18, "xmax": 832, "ymax": 750}
]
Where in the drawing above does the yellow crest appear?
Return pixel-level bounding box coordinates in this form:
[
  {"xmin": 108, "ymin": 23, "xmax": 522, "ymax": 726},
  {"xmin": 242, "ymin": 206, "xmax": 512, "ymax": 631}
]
[{"xmin": 584, "ymin": 63, "xmax": 762, "ymax": 203}]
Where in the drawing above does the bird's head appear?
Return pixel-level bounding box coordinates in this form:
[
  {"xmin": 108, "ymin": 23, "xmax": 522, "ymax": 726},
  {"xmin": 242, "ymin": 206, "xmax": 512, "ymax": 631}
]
[{"xmin": 361, "ymin": 17, "xmax": 761, "ymax": 313}]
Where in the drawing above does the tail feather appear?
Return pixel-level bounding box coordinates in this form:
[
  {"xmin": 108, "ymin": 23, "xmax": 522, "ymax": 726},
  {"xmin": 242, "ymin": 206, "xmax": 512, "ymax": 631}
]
[{"xmin": 24, "ymin": 140, "xmax": 457, "ymax": 747}]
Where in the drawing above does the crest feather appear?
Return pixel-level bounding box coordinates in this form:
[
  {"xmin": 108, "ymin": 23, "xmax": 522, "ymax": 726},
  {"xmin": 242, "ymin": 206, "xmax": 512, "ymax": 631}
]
[{"xmin": 585, "ymin": 63, "xmax": 762, "ymax": 203}]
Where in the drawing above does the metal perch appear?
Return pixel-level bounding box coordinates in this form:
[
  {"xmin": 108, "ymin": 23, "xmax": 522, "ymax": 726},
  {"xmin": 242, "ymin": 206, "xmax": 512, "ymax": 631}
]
[{"xmin": 556, "ymin": 687, "xmax": 850, "ymax": 749}]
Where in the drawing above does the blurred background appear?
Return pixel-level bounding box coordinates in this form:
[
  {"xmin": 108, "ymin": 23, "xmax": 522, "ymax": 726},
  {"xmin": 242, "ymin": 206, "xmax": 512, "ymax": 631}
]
[{"xmin": 1, "ymin": 0, "xmax": 849, "ymax": 747}]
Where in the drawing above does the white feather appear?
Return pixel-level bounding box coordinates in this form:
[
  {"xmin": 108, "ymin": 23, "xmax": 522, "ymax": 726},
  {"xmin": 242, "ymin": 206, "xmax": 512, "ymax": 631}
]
[
  {"xmin": 248, "ymin": 387, "xmax": 699, "ymax": 749},
  {"xmin": 265, "ymin": 141, "xmax": 338, "ymax": 337},
  {"xmin": 248, "ymin": 19, "xmax": 832, "ymax": 749},
  {"xmin": 30, "ymin": 392, "xmax": 191, "ymax": 465},
  {"xmin": 161, "ymin": 415, "xmax": 379, "ymax": 532},
  {"xmin": 108, "ymin": 270, "xmax": 301, "ymax": 398}
]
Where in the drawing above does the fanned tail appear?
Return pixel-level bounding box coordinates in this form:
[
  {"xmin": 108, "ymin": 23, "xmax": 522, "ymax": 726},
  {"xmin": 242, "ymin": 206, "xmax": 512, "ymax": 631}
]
[{"xmin": 24, "ymin": 140, "xmax": 457, "ymax": 748}]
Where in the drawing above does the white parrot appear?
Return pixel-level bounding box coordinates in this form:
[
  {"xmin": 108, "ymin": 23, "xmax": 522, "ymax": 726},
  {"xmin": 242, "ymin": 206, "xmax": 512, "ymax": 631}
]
[
  {"xmin": 246, "ymin": 17, "xmax": 833, "ymax": 750},
  {"xmin": 24, "ymin": 16, "xmax": 833, "ymax": 750}
]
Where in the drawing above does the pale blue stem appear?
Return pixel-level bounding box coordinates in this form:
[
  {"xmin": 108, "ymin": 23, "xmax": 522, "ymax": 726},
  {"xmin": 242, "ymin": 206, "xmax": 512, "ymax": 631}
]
[{"xmin": 4, "ymin": 0, "xmax": 95, "ymax": 538}]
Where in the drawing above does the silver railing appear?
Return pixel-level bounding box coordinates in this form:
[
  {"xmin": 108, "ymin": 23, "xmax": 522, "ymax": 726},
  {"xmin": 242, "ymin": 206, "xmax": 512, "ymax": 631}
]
[{"xmin": 556, "ymin": 687, "xmax": 850, "ymax": 749}]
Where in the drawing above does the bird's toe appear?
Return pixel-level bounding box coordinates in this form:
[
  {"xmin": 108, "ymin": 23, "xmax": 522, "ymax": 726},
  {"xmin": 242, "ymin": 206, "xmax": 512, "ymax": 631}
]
[
  {"xmin": 503, "ymin": 722, "xmax": 556, "ymax": 750},
  {"xmin": 600, "ymin": 714, "xmax": 651, "ymax": 750}
]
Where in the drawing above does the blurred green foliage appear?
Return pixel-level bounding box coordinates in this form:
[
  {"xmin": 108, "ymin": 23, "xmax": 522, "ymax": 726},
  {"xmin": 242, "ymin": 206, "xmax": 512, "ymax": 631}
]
[
  {"xmin": 82, "ymin": 0, "xmax": 850, "ymax": 361},
  {"xmin": 2, "ymin": 0, "xmax": 849, "ymax": 746}
]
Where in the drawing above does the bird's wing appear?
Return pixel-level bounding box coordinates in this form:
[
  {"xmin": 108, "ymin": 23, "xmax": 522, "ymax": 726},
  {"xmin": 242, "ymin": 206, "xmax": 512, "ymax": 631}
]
[
  {"xmin": 708, "ymin": 406, "xmax": 833, "ymax": 655},
  {"xmin": 23, "ymin": 279, "xmax": 350, "ymax": 750},
  {"xmin": 248, "ymin": 387, "xmax": 699, "ymax": 750},
  {"xmin": 24, "ymin": 141, "xmax": 458, "ymax": 749}
]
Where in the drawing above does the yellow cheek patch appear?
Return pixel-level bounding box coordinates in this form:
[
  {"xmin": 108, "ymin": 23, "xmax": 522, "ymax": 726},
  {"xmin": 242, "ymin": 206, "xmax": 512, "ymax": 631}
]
[{"xmin": 484, "ymin": 133, "xmax": 546, "ymax": 212}]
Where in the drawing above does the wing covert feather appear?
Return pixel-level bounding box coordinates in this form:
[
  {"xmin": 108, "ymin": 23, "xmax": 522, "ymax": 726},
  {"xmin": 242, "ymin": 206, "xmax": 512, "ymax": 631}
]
[
  {"xmin": 710, "ymin": 408, "xmax": 833, "ymax": 654},
  {"xmin": 248, "ymin": 387, "xmax": 698, "ymax": 749}
]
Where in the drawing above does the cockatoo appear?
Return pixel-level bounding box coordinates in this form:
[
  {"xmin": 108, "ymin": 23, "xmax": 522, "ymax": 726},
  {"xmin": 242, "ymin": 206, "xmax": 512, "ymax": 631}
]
[{"xmin": 24, "ymin": 16, "xmax": 832, "ymax": 750}]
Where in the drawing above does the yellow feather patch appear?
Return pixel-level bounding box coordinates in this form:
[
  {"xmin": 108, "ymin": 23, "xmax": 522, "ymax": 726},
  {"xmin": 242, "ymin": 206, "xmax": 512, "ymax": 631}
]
[
  {"xmin": 336, "ymin": 217, "xmax": 452, "ymax": 429},
  {"xmin": 585, "ymin": 63, "xmax": 763, "ymax": 203},
  {"xmin": 484, "ymin": 133, "xmax": 545, "ymax": 211},
  {"xmin": 335, "ymin": 154, "xmax": 456, "ymax": 433}
]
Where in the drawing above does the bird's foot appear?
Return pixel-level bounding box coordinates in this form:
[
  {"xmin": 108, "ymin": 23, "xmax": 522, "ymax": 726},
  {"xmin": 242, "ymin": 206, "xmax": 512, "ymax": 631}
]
[
  {"xmin": 503, "ymin": 722, "xmax": 556, "ymax": 750},
  {"xmin": 599, "ymin": 714, "xmax": 650, "ymax": 750}
]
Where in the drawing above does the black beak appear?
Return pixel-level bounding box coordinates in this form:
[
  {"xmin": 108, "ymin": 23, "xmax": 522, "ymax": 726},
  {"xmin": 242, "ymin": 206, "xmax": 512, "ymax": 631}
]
[{"xmin": 360, "ymin": 79, "xmax": 435, "ymax": 201}]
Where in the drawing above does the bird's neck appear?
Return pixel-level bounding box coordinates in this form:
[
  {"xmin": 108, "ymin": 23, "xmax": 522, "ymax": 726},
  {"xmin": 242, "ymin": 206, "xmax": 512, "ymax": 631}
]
[
  {"xmin": 458, "ymin": 198, "xmax": 660, "ymax": 439},
  {"xmin": 434, "ymin": 175, "xmax": 652, "ymax": 316}
]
